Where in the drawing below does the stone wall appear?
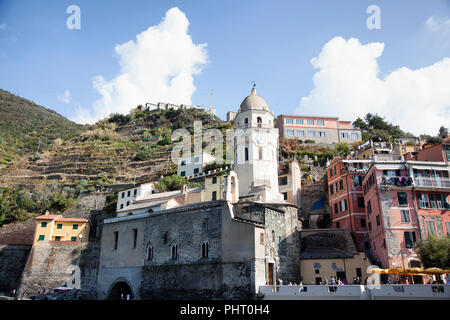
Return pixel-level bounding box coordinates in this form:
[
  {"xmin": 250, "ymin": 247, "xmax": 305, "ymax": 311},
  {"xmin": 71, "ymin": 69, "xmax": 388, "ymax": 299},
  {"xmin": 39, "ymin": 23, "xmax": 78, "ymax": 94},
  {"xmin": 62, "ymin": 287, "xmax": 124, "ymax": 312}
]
[
  {"xmin": 140, "ymin": 261, "xmax": 254, "ymax": 299},
  {"xmin": 19, "ymin": 242, "xmax": 100, "ymax": 297},
  {"xmin": 0, "ymin": 245, "xmax": 31, "ymax": 294},
  {"xmin": 264, "ymin": 205, "xmax": 301, "ymax": 284}
]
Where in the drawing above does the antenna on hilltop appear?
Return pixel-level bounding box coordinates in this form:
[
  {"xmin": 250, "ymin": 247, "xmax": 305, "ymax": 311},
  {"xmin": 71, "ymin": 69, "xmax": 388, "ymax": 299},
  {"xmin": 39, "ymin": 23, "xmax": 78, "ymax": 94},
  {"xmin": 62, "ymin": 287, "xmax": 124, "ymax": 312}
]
[{"xmin": 210, "ymin": 89, "xmax": 214, "ymax": 108}]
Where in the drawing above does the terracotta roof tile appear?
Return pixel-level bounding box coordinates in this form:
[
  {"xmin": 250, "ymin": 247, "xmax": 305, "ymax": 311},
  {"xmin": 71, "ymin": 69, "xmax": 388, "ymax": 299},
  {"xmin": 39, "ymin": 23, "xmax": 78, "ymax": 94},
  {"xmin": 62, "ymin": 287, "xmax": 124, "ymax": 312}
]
[
  {"xmin": 36, "ymin": 214, "xmax": 62, "ymax": 220},
  {"xmin": 55, "ymin": 218, "xmax": 88, "ymax": 222}
]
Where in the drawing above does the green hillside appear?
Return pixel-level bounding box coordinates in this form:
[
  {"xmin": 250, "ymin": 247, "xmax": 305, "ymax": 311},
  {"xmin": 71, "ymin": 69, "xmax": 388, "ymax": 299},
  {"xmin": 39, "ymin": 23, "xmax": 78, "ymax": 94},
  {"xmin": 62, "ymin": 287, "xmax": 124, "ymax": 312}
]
[
  {"xmin": 0, "ymin": 89, "xmax": 82, "ymax": 167},
  {"xmin": 0, "ymin": 100, "xmax": 227, "ymax": 225}
]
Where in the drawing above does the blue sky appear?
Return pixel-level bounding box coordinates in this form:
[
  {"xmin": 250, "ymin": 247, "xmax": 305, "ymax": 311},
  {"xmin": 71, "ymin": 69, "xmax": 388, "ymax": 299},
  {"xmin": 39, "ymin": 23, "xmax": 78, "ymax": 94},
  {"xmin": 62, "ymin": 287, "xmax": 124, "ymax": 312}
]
[{"xmin": 0, "ymin": 0, "xmax": 449, "ymax": 134}]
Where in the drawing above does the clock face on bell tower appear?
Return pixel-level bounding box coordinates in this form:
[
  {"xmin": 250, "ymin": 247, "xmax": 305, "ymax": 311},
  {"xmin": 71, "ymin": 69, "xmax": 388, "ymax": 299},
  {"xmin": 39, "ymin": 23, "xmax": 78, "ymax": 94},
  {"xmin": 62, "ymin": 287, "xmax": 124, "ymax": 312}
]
[{"xmin": 255, "ymin": 133, "xmax": 266, "ymax": 145}]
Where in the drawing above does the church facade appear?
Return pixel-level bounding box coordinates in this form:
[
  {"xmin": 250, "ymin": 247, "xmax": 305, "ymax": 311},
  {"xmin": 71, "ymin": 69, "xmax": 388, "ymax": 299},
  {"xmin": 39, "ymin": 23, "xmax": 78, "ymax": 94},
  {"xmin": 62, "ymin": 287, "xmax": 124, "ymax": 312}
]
[{"xmin": 96, "ymin": 88, "xmax": 302, "ymax": 299}]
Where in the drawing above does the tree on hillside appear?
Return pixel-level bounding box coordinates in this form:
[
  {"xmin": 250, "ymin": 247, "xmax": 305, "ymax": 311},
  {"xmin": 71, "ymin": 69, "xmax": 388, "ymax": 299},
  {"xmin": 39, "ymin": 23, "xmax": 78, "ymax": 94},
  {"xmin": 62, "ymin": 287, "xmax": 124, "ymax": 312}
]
[
  {"xmin": 352, "ymin": 113, "xmax": 409, "ymax": 143},
  {"xmin": 420, "ymin": 134, "xmax": 443, "ymax": 144},
  {"xmin": 353, "ymin": 117, "xmax": 369, "ymax": 131},
  {"xmin": 415, "ymin": 236, "xmax": 450, "ymax": 269},
  {"xmin": 438, "ymin": 126, "xmax": 448, "ymax": 139},
  {"xmin": 279, "ymin": 138, "xmax": 301, "ymax": 159},
  {"xmin": 334, "ymin": 142, "xmax": 350, "ymax": 157},
  {"xmin": 156, "ymin": 174, "xmax": 188, "ymax": 192}
]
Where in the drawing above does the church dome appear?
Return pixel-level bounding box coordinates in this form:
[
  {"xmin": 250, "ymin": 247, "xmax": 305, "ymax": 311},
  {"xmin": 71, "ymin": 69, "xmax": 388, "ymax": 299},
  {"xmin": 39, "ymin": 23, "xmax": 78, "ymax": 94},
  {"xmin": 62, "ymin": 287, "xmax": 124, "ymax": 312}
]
[{"xmin": 239, "ymin": 87, "xmax": 270, "ymax": 112}]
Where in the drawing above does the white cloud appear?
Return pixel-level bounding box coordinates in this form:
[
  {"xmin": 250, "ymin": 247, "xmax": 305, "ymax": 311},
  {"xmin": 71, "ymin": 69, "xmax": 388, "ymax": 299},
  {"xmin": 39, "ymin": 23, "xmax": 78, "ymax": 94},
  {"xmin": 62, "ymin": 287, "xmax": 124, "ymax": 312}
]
[
  {"xmin": 57, "ymin": 90, "xmax": 71, "ymax": 104},
  {"xmin": 425, "ymin": 16, "xmax": 450, "ymax": 35},
  {"xmin": 296, "ymin": 37, "xmax": 450, "ymax": 136},
  {"xmin": 71, "ymin": 7, "xmax": 208, "ymax": 124},
  {"xmin": 424, "ymin": 15, "xmax": 450, "ymax": 47}
]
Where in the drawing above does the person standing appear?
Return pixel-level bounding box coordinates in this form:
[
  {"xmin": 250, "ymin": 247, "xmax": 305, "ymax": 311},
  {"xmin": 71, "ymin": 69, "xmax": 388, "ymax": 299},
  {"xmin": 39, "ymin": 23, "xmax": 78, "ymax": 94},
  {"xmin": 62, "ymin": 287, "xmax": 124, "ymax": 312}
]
[{"xmin": 299, "ymin": 282, "xmax": 304, "ymax": 292}]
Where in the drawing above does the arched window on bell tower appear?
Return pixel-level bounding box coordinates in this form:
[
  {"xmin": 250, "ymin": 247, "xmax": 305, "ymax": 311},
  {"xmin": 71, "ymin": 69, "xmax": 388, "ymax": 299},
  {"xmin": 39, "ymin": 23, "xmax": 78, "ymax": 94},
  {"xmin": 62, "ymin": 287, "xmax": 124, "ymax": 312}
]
[
  {"xmin": 245, "ymin": 147, "xmax": 249, "ymax": 162},
  {"xmin": 259, "ymin": 147, "xmax": 263, "ymax": 160},
  {"xmin": 257, "ymin": 117, "xmax": 262, "ymax": 127}
]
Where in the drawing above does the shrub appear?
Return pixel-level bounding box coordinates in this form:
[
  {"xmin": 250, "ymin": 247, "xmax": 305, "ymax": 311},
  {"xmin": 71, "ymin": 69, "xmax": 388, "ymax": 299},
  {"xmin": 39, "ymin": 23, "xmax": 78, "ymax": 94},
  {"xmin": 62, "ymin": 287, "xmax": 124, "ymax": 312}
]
[
  {"xmin": 10, "ymin": 208, "xmax": 29, "ymax": 221},
  {"xmin": 157, "ymin": 136, "xmax": 172, "ymax": 146},
  {"xmin": 134, "ymin": 150, "xmax": 152, "ymax": 161},
  {"xmin": 156, "ymin": 174, "xmax": 188, "ymax": 192},
  {"xmin": 416, "ymin": 235, "xmax": 450, "ymax": 269}
]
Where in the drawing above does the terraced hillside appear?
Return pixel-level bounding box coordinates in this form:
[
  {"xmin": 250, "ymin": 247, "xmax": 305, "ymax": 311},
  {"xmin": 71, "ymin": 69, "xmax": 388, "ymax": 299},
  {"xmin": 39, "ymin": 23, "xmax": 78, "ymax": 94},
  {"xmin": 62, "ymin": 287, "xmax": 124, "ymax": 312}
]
[
  {"xmin": 0, "ymin": 107, "xmax": 226, "ymax": 187},
  {"xmin": 0, "ymin": 89, "xmax": 83, "ymax": 167},
  {"xmin": 0, "ymin": 103, "xmax": 230, "ymax": 225}
]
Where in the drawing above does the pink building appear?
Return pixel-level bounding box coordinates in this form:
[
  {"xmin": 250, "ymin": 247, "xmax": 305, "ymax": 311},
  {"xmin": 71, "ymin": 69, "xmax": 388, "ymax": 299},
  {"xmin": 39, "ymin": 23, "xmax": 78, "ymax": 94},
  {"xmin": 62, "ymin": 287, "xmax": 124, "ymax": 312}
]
[
  {"xmin": 276, "ymin": 115, "xmax": 361, "ymax": 144},
  {"xmin": 362, "ymin": 161, "xmax": 421, "ymax": 270}
]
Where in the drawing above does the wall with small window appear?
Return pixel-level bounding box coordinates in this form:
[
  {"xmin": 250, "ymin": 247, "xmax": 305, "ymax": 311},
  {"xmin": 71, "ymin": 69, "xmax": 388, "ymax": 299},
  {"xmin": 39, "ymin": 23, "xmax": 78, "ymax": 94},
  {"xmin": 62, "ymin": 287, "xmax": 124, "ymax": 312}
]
[{"xmin": 99, "ymin": 220, "xmax": 143, "ymax": 268}]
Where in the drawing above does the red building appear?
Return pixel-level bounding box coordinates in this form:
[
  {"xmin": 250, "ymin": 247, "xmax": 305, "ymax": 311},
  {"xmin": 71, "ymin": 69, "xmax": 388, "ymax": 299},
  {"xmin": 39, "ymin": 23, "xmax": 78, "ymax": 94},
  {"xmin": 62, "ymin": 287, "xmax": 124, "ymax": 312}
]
[{"xmin": 327, "ymin": 158, "xmax": 372, "ymax": 252}]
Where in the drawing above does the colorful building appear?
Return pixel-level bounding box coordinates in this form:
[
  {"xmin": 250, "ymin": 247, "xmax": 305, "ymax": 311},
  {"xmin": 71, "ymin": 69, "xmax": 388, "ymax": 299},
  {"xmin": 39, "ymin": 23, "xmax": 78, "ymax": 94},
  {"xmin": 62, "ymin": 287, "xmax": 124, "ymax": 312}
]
[
  {"xmin": 276, "ymin": 115, "xmax": 361, "ymax": 144},
  {"xmin": 327, "ymin": 158, "xmax": 372, "ymax": 252},
  {"xmin": 406, "ymin": 160, "xmax": 450, "ymax": 239},
  {"xmin": 299, "ymin": 229, "xmax": 372, "ymax": 285},
  {"xmin": 405, "ymin": 139, "xmax": 450, "ymax": 164},
  {"xmin": 34, "ymin": 212, "xmax": 90, "ymax": 245},
  {"xmin": 362, "ymin": 160, "xmax": 421, "ymax": 270}
]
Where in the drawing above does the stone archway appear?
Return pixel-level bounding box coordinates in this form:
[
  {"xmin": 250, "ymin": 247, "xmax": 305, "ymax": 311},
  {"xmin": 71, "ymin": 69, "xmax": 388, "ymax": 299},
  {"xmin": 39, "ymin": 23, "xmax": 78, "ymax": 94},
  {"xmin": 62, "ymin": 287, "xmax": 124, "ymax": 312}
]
[{"xmin": 108, "ymin": 281, "xmax": 134, "ymax": 300}]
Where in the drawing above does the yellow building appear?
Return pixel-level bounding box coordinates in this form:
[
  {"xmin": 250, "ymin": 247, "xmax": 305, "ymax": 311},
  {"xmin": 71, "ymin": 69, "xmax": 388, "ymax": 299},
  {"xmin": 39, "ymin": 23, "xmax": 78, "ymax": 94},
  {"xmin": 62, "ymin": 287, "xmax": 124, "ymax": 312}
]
[
  {"xmin": 201, "ymin": 174, "xmax": 226, "ymax": 202},
  {"xmin": 199, "ymin": 170, "xmax": 239, "ymax": 203},
  {"xmin": 34, "ymin": 213, "xmax": 90, "ymax": 245},
  {"xmin": 300, "ymin": 252, "xmax": 371, "ymax": 285},
  {"xmin": 398, "ymin": 144, "xmax": 421, "ymax": 156},
  {"xmin": 299, "ymin": 229, "xmax": 372, "ymax": 285}
]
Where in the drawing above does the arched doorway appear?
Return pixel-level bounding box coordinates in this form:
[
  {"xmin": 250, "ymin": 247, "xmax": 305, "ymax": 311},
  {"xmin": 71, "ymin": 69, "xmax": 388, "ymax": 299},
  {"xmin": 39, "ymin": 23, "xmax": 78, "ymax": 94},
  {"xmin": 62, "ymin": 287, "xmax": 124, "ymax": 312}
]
[{"xmin": 108, "ymin": 281, "xmax": 133, "ymax": 300}]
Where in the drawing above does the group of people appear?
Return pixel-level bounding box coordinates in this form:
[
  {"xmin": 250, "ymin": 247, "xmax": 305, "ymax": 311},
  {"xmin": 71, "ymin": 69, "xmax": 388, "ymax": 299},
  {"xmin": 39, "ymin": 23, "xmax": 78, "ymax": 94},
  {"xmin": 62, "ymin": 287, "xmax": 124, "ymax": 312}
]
[
  {"xmin": 9, "ymin": 289, "xmax": 27, "ymax": 300},
  {"xmin": 274, "ymin": 273, "xmax": 450, "ymax": 287},
  {"xmin": 385, "ymin": 274, "xmax": 450, "ymax": 285},
  {"xmin": 319, "ymin": 276, "xmax": 354, "ymax": 286}
]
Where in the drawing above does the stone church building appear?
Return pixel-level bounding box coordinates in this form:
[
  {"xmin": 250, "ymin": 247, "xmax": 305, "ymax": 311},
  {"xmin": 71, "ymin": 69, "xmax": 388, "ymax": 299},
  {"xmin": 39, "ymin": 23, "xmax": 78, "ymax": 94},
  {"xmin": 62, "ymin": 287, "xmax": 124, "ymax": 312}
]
[{"xmin": 96, "ymin": 88, "xmax": 302, "ymax": 299}]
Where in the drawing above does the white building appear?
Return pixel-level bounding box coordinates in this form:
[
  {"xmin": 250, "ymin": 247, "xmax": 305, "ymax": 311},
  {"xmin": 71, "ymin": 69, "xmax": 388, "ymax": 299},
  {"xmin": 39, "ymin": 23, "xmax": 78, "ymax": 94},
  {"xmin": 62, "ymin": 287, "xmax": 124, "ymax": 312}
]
[
  {"xmin": 177, "ymin": 152, "xmax": 216, "ymax": 177},
  {"xmin": 116, "ymin": 182, "xmax": 156, "ymax": 211},
  {"xmin": 232, "ymin": 87, "xmax": 284, "ymax": 203}
]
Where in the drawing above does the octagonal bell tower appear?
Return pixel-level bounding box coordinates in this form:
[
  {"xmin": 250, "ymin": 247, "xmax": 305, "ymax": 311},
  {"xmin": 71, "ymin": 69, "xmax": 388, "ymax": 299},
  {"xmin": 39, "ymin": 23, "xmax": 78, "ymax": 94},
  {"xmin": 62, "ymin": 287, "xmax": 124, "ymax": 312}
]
[{"xmin": 232, "ymin": 87, "xmax": 283, "ymax": 202}]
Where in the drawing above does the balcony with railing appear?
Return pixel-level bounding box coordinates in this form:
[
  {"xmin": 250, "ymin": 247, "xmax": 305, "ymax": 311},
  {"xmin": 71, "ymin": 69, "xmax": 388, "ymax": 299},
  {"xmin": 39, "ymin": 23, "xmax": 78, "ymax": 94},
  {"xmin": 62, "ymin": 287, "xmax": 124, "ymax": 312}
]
[
  {"xmin": 379, "ymin": 176, "xmax": 413, "ymax": 188},
  {"xmin": 413, "ymin": 176, "xmax": 450, "ymax": 189}
]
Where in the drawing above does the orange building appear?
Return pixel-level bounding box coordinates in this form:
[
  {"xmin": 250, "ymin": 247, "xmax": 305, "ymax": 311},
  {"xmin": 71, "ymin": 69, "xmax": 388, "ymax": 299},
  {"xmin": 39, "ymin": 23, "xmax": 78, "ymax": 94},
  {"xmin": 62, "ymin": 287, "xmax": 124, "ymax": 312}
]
[
  {"xmin": 34, "ymin": 213, "xmax": 90, "ymax": 245},
  {"xmin": 327, "ymin": 158, "xmax": 372, "ymax": 252}
]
